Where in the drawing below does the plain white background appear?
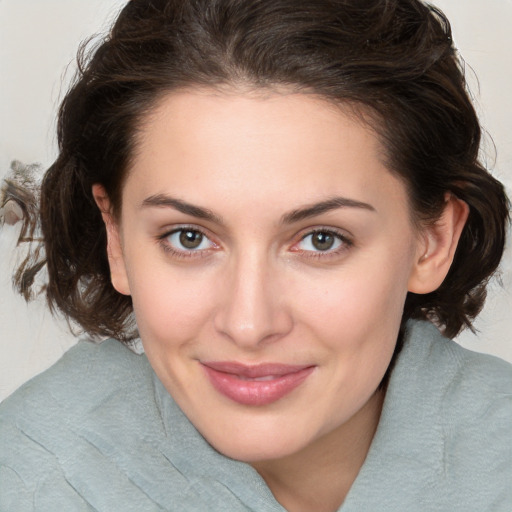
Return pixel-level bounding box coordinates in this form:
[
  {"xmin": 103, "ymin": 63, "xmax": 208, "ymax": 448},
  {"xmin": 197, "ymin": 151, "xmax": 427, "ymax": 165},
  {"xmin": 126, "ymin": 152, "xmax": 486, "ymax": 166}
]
[{"xmin": 1, "ymin": 0, "xmax": 511, "ymax": 401}]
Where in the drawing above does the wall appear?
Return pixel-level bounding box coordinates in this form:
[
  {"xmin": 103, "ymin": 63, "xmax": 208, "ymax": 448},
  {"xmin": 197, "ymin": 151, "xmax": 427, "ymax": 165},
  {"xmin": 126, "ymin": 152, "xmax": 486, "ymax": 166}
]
[{"xmin": 1, "ymin": 0, "xmax": 511, "ymax": 401}]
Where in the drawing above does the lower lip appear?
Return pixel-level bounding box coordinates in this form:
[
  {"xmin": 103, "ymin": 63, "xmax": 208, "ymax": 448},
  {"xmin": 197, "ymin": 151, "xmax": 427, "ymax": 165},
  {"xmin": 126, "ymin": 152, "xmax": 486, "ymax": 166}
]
[{"xmin": 201, "ymin": 365, "xmax": 315, "ymax": 406}]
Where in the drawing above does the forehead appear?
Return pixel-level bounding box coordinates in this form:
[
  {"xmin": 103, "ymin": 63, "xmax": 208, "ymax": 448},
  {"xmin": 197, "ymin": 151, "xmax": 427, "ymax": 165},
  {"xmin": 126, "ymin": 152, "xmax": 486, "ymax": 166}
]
[
  {"xmin": 134, "ymin": 87, "xmax": 384, "ymax": 161},
  {"xmin": 125, "ymin": 88, "xmax": 411, "ymax": 222}
]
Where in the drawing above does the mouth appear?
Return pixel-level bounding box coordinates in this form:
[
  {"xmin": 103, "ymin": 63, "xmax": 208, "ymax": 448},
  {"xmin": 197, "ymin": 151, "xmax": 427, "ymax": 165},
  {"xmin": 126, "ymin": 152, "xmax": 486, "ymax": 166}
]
[{"xmin": 200, "ymin": 361, "xmax": 315, "ymax": 406}]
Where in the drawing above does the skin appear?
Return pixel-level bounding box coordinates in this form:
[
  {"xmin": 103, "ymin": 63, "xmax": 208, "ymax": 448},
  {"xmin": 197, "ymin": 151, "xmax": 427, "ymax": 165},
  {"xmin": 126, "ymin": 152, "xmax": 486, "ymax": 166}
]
[{"xmin": 94, "ymin": 89, "xmax": 468, "ymax": 511}]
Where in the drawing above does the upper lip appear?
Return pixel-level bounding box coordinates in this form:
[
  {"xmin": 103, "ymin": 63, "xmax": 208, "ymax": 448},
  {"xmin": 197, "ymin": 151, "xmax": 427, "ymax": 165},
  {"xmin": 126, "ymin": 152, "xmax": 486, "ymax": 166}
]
[{"xmin": 201, "ymin": 361, "xmax": 314, "ymax": 378}]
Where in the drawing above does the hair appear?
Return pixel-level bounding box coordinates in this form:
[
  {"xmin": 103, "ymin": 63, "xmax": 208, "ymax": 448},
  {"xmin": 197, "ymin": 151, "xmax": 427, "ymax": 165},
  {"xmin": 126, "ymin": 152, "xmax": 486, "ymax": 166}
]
[{"xmin": 16, "ymin": 0, "xmax": 510, "ymax": 342}]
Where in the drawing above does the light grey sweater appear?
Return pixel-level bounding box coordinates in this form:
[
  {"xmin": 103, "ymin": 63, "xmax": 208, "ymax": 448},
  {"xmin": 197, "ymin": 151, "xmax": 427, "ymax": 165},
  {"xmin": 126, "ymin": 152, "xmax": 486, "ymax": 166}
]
[{"xmin": 1, "ymin": 320, "xmax": 511, "ymax": 511}]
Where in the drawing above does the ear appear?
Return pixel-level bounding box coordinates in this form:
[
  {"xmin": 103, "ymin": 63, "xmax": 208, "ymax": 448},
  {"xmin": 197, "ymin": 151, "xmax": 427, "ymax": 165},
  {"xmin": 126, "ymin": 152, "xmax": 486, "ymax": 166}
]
[
  {"xmin": 408, "ymin": 194, "xmax": 469, "ymax": 294},
  {"xmin": 92, "ymin": 184, "xmax": 131, "ymax": 296}
]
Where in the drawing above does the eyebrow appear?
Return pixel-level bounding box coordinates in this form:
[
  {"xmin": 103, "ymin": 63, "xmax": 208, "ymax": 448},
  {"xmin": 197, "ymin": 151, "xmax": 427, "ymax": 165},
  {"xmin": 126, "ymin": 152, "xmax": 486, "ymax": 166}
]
[
  {"xmin": 140, "ymin": 193, "xmax": 375, "ymax": 225},
  {"xmin": 141, "ymin": 194, "xmax": 223, "ymax": 224},
  {"xmin": 281, "ymin": 197, "xmax": 376, "ymax": 224}
]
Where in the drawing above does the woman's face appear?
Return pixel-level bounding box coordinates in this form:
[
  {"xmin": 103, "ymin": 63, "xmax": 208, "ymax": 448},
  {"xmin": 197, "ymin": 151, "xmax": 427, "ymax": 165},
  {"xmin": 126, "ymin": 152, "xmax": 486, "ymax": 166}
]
[{"xmin": 105, "ymin": 89, "xmax": 429, "ymax": 462}]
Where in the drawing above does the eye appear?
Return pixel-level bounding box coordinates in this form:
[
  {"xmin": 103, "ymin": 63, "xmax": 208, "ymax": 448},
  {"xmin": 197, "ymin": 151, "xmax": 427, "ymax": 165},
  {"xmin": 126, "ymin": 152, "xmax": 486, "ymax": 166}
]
[
  {"xmin": 164, "ymin": 228, "xmax": 216, "ymax": 252},
  {"xmin": 294, "ymin": 229, "xmax": 351, "ymax": 253}
]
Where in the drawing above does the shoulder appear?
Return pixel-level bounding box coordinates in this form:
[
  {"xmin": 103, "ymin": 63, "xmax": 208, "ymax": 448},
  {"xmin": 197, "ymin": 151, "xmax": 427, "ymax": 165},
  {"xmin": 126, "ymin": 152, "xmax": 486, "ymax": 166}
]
[
  {"xmin": 403, "ymin": 320, "xmax": 512, "ymax": 433},
  {"xmin": 0, "ymin": 338, "xmax": 147, "ymax": 451},
  {"xmin": 405, "ymin": 321, "xmax": 512, "ymax": 509},
  {"xmin": 404, "ymin": 319, "xmax": 512, "ymax": 394},
  {"xmin": 0, "ymin": 340, "xmax": 168, "ymax": 511},
  {"xmin": 0, "ymin": 338, "xmax": 150, "ymax": 418}
]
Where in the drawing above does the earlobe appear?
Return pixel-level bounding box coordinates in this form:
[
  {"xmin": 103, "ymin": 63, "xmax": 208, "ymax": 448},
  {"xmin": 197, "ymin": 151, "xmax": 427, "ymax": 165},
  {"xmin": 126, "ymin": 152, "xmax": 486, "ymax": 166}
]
[
  {"xmin": 92, "ymin": 184, "xmax": 131, "ymax": 296},
  {"xmin": 408, "ymin": 194, "xmax": 469, "ymax": 294}
]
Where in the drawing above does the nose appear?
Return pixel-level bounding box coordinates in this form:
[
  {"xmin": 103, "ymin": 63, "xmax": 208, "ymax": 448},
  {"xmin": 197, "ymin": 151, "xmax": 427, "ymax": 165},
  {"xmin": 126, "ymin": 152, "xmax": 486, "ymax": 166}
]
[{"xmin": 213, "ymin": 252, "xmax": 293, "ymax": 349}]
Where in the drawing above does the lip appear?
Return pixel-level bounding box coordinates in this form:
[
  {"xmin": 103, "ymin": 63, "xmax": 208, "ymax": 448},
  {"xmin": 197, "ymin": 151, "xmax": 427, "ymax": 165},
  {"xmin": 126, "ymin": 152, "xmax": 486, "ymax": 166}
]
[{"xmin": 201, "ymin": 361, "xmax": 315, "ymax": 406}]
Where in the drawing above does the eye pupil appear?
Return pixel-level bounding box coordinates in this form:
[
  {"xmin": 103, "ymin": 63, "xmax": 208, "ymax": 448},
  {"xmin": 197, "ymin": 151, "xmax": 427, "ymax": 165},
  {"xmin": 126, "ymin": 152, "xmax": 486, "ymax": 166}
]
[
  {"xmin": 312, "ymin": 232, "xmax": 335, "ymax": 251},
  {"xmin": 179, "ymin": 230, "xmax": 203, "ymax": 249}
]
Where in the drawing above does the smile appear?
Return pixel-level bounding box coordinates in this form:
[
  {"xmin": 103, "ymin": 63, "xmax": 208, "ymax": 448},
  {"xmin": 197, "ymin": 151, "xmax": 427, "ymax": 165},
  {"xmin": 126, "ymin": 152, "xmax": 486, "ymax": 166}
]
[{"xmin": 200, "ymin": 361, "xmax": 315, "ymax": 406}]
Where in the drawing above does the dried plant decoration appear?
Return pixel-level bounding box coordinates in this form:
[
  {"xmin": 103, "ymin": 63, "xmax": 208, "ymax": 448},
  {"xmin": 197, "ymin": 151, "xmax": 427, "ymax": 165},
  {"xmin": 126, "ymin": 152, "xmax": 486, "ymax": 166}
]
[{"xmin": 1, "ymin": 160, "xmax": 46, "ymax": 300}]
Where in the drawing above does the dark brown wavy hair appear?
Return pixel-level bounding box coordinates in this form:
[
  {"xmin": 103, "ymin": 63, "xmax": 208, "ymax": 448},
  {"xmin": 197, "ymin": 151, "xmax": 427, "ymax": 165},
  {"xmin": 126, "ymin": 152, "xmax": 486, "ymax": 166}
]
[{"xmin": 17, "ymin": 0, "xmax": 510, "ymax": 342}]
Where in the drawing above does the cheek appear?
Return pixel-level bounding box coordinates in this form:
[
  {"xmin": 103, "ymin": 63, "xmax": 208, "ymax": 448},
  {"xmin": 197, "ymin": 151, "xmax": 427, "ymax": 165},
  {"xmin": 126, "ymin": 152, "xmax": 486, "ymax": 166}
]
[
  {"xmin": 127, "ymin": 261, "xmax": 218, "ymax": 346},
  {"xmin": 294, "ymin": 255, "xmax": 412, "ymax": 330}
]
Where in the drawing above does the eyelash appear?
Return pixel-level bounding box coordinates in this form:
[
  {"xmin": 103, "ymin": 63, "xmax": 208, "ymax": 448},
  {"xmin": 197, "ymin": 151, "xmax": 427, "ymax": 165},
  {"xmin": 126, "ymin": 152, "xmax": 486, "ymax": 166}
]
[
  {"xmin": 156, "ymin": 226, "xmax": 353, "ymax": 260},
  {"xmin": 157, "ymin": 226, "xmax": 218, "ymax": 259},
  {"xmin": 291, "ymin": 228, "xmax": 353, "ymax": 259}
]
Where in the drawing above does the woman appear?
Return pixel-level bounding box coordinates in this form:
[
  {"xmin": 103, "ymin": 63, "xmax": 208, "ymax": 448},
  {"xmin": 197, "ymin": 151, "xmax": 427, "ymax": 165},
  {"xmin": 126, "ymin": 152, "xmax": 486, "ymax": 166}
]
[{"xmin": 0, "ymin": 0, "xmax": 510, "ymax": 510}]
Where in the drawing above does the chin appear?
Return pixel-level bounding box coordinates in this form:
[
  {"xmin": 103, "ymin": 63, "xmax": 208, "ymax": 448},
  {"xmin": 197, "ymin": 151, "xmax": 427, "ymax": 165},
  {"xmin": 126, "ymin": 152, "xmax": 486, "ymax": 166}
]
[
  {"xmin": 200, "ymin": 418, "xmax": 318, "ymax": 463},
  {"xmin": 213, "ymin": 439, "xmax": 301, "ymax": 464}
]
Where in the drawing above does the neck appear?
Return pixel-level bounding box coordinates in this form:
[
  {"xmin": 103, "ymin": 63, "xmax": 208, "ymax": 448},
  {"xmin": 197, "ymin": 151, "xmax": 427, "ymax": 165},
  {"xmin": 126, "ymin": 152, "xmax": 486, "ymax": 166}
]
[{"xmin": 251, "ymin": 389, "xmax": 384, "ymax": 512}]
